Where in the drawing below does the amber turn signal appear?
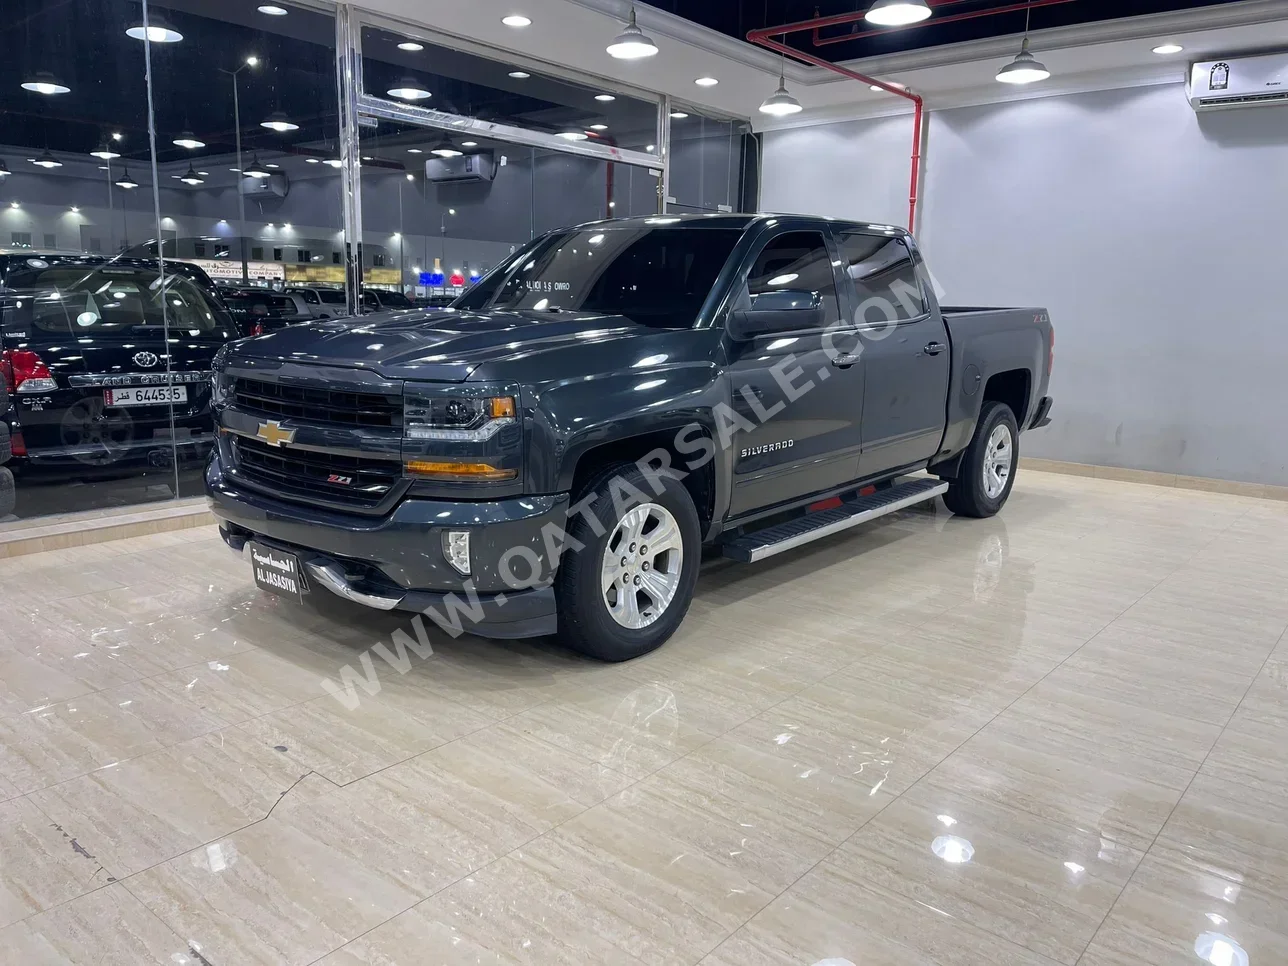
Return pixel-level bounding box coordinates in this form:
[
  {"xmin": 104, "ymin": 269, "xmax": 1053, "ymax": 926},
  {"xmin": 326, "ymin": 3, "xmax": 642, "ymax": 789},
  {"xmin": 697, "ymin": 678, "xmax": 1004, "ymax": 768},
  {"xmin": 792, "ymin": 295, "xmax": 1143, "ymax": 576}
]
[
  {"xmin": 404, "ymin": 460, "xmax": 517, "ymax": 481},
  {"xmin": 489, "ymin": 396, "xmax": 516, "ymax": 419}
]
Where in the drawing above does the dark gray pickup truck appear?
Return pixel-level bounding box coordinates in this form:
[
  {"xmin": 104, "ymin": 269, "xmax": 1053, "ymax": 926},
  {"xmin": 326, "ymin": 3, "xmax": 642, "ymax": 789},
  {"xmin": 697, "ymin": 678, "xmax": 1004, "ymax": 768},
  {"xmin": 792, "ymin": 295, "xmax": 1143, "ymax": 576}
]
[{"xmin": 207, "ymin": 214, "xmax": 1053, "ymax": 661}]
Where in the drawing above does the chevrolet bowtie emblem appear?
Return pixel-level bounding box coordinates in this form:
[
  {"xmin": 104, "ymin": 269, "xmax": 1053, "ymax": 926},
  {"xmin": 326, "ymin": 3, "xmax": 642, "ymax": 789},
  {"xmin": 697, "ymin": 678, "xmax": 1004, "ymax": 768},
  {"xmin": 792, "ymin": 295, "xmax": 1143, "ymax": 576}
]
[{"xmin": 255, "ymin": 420, "xmax": 296, "ymax": 448}]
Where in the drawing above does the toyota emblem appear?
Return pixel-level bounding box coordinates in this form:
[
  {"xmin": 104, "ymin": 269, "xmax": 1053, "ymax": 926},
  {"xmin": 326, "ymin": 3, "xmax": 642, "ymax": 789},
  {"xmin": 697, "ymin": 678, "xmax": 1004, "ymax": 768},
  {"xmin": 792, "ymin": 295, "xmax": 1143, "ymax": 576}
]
[{"xmin": 132, "ymin": 351, "xmax": 160, "ymax": 368}]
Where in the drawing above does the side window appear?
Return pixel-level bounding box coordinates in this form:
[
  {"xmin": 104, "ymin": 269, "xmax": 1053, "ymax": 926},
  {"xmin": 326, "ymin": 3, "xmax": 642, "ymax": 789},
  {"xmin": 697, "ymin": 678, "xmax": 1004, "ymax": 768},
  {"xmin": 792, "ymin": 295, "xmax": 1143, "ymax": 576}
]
[
  {"xmin": 298, "ymin": 289, "xmax": 319, "ymax": 304},
  {"xmin": 745, "ymin": 231, "xmax": 839, "ymax": 324},
  {"xmin": 836, "ymin": 233, "xmax": 926, "ymax": 322}
]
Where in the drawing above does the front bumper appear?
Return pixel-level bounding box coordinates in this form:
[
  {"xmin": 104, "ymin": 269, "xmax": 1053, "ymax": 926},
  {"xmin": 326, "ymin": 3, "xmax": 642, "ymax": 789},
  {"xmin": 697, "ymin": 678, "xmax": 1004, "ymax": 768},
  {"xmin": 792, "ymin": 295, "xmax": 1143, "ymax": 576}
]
[{"xmin": 206, "ymin": 453, "xmax": 567, "ymax": 639}]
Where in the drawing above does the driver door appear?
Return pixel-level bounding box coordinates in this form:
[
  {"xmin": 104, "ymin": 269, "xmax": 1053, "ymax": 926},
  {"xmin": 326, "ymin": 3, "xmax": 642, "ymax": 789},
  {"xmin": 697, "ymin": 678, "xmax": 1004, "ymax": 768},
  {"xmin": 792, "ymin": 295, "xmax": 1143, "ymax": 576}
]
[{"xmin": 723, "ymin": 229, "xmax": 864, "ymax": 517}]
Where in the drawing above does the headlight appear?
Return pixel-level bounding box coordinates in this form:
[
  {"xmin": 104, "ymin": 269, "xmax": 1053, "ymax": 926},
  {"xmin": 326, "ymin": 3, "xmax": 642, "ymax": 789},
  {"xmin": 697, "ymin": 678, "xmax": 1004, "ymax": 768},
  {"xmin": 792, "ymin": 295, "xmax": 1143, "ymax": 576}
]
[{"xmin": 404, "ymin": 394, "xmax": 516, "ymax": 442}]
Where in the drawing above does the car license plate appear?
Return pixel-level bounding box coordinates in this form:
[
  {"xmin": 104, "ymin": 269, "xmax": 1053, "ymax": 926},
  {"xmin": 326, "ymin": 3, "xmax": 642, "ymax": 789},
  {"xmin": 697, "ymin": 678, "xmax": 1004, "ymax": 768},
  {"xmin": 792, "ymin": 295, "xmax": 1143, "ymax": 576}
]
[
  {"xmin": 248, "ymin": 542, "xmax": 307, "ymax": 602},
  {"xmin": 103, "ymin": 385, "xmax": 189, "ymax": 407}
]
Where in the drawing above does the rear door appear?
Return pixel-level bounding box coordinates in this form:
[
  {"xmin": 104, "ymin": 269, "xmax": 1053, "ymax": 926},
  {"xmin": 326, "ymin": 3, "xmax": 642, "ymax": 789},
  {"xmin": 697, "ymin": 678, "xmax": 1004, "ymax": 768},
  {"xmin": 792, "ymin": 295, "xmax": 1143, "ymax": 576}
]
[
  {"xmin": 723, "ymin": 228, "xmax": 864, "ymax": 517},
  {"xmin": 835, "ymin": 232, "xmax": 950, "ymax": 477}
]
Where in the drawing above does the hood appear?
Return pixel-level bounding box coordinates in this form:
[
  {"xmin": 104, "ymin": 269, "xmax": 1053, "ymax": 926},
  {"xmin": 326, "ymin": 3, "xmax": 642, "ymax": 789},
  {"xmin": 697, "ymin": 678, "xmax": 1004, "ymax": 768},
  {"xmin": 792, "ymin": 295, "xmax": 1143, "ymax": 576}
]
[{"xmin": 225, "ymin": 308, "xmax": 652, "ymax": 382}]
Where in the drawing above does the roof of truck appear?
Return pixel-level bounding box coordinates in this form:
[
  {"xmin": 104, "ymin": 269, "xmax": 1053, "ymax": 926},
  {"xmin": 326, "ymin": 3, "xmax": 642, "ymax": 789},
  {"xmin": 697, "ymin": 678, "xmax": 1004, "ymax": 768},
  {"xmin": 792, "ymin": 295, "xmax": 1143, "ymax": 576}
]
[{"xmin": 575, "ymin": 213, "xmax": 909, "ymax": 235}]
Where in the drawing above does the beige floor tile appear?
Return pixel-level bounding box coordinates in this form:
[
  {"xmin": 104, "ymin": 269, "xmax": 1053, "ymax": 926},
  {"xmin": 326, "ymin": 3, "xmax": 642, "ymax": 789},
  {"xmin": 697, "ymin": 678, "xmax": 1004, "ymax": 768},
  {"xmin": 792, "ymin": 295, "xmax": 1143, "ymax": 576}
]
[
  {"xmin": 0, "ymin": 647, "xmax": 94, "ymax": 718},
  {"xmin": 126, "ymin": 814, "xmax": 424, "ymax": 966},
  {"xmin": 235, "ymin": 679, "xmax": 492, "ymax": 785},
  {"xmin": 148, "ymin": 645, "xmax": 338, "ymax": 724},
  {"xmin": 1080, "ymin": 850, "xmax": 1288, "ymax": 966},
  {"xmin": 1153, "ymin": 771, "xmax": 1288, "ymax": 903},
  {"xmin": 0, "ymin": 625, "xmax": 161, "ymax": 695},
  {"xmin": 28, "ymin": 729, "xmax": 313, "ymax": 878},
  {"xmin": 1198, "ymin": 658, "xmax": 1288, "ymax": 796},
  {"xmin": 830, "ymin": 780, "xmax": 1143, "ymax": 964},
  {"xmin": 0, "ymin": 796, "xmax": 114, "ymax": 929},
  {"xmin": 0, "ymin": 882, "xmax": 190, "ymax": 966},
  {"xmin": 0, "ymin": 680, "xmax": 229, "ymax": 794},
  {"xmin": 699, "ymin": 859, "xmax": 1063, "ymax": 966}
]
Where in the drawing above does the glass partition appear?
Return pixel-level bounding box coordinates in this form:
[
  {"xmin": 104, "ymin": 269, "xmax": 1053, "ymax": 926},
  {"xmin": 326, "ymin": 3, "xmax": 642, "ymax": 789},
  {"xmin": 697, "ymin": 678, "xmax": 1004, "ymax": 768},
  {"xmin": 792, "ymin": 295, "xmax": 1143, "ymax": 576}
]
[{"xmin": 667, "ymin": 109, "xmax": 751, "ymax": 215}]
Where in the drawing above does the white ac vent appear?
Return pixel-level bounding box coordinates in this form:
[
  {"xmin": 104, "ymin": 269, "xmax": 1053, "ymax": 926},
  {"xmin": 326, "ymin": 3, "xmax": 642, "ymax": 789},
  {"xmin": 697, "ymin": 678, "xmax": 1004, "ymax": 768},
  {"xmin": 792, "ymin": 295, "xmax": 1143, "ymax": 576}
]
[{"xmin": 1190, "ymin": 53, "xmax": 1288, "ymax": 112}]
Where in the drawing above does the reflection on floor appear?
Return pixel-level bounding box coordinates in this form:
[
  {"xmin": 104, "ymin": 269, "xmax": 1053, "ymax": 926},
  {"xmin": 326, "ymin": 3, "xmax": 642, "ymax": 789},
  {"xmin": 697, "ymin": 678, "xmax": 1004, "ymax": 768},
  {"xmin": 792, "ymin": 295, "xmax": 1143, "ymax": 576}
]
[
  {"xmin": 0, "ymin": 470, "xmax": 1285, "ymax": 965},
  {"xmin": 6, "ymin": 466, "xmax": 205, "ymax": 520}
]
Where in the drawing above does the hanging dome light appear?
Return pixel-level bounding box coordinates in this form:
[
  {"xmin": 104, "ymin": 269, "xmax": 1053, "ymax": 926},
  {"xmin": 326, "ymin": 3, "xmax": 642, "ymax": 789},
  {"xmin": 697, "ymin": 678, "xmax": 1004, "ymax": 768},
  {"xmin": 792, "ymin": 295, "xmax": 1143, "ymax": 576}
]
[
  {"xmin": 32, "ymin": 150, "xmax": 63, "ymax": 169},
  {"xmin": 115, "ymin": 167, "xmax": 140, "ymax": 189},
  {"xmin": 556, "ymin": 130, "xmax": 589, "ymax": 141},
  {"xmin": 0, "ymin": 159, "xmax": 9, "ymax": 178},
  {"xmin": 759, "ymin": 58, "xmax": 803, "ymax": 116},
  {"xmin": 21, "ymin": 72, "xmax": 70, "ymax": 95},
  {"xmin": 865, "ymin": 0, "xmax": 932, "ymax": 26},
  {"xmin": 173, "ymin": 131, "xmax": 205, "ymax": 149},
  {"xmin": 260, "ymin": 112, "xmax": 299, "ymax": 132},
  {"xmin": 242, "ymin": 154, "xmax": 272, "ymax": 177},
  {"xmin": 607, "ymin": 5, "xmax": 658, "ymax": 59},
  {"xmin": 430, "ymin": 138, "xmax": 463, "ymax": 158},
  {"xmin": 387, "ymin": 78, "xmax": 432, "ymax": 100},
  {"xmin": 126, "ymin": 17, "xmax": 183, "ymax": 42},
  {"xmin": 179, "ymin": 165, "xmax": 205, "ymax": 185},
  {"xmin": 996, "ymin": 39, "xmax": 1050, "ymax": 84},
  {"xmin": 90, "ymin": 145, "xmax": 121, "ymax": 160}
]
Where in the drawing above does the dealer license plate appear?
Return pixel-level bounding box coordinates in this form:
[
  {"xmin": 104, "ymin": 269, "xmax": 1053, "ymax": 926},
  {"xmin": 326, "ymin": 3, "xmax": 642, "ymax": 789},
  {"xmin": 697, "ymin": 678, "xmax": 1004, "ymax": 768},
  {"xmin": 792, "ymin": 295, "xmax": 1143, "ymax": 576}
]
[
  {"xmin": 248, "ymin": 542, "xmax": 306, "ymax": 602},
  {"xmin": 103, "ymin": 385, "xmax": 189, "ymax": 407}
]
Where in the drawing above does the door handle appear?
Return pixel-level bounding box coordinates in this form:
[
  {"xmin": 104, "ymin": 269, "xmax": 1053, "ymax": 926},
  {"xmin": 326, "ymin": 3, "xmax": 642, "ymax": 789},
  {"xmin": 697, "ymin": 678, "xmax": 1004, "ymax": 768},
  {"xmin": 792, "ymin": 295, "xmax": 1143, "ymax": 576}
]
[
  {"xmin": 924, "ymin": 342, "xmax": 946, "ymax": 356},
  {"xmin": 831, "ymin": 353, "xmax": 860, "ymax": 369}
]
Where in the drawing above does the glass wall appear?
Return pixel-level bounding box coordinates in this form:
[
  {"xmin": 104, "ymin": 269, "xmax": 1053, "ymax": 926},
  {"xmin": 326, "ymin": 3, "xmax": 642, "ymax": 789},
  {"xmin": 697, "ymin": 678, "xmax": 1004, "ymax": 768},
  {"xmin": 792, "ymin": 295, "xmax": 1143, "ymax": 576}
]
[{"xmin": 0, "ymin": 4, "xmax": 743, "ymax": 524}]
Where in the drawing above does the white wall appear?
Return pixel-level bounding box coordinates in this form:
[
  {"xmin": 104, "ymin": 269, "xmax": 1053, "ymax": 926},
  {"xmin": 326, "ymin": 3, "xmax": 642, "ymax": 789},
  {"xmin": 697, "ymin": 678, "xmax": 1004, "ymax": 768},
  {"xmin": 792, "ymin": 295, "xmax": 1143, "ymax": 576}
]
[{"xmin": 763, "ymin": 84, "xmax": 1288, "ymax": 486}]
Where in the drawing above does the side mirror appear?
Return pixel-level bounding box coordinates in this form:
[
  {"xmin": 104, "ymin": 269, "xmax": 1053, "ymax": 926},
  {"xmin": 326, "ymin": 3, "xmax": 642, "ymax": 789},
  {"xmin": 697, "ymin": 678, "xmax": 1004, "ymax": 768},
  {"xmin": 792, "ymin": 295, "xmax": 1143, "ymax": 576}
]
[{"xmin": 728, "ymin": 289, "xmax": 824, "ymax": 340}]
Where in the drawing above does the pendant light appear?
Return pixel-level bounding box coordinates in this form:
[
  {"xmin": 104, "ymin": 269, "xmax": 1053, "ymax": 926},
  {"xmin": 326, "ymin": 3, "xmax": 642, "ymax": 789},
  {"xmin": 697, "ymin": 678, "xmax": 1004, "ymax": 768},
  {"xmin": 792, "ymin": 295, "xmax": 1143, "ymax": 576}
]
[
  {"xmin": 173, "ymin": 131, "xmax": 205, "ymax": 149},
  {"xmin": 260, "ymin": 112, "xmax": 299, "ymax": 132},
  {"xmin": 430, "ymin": 138, "xmax": 463, "ymax": 158},
  {"xmin": 0, "ymin": 159, "xmax": 10, "ymax": 179},
  {"xmin": 865, "ymin": 0, "xmax": 932, "ymax": 27},
  {"xmin": 90, "ymin": 145, "xmax": 121, "ymax": 160},
  {"xmin": 21, "ymin": 72, "xmax": 70, "ymax": 95},
  {"xmin": 759, "ymin": 54, "xmax": 803, "ymax": 117},
  {"xmin": 179, "ymin": 165, "xmax": 205, "ymax": 185},
  {"xmin": 126, "ymin": 17, "xmax": 183, "ymax": 42},
  {"xmin": 242, "ymin": 154, "xmax": 272, "ymax": 178},
  {"xmin": 607, "ymin": 5, "xmax": 658, "ymax": 60},
  {"xmin": 115, "ymin": 167, "xmax": 140, "ymax": 189},
  {"xmin": 387, "ymin": 78, "xmax": 432, "ymax": 100},
  {"xmin": 997, "ymin": 2, "xmax": 1050, "ymax": 85},
  {"xmin": 32, "ymin": 150, "xmax": 63, "ymax": 169}
]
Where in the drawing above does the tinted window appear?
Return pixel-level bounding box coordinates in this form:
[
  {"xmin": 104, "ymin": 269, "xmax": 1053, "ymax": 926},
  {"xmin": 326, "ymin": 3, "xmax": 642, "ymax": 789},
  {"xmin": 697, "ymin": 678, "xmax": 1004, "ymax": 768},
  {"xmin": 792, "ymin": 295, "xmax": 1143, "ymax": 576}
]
[
  {"xmin": 223, "ymin": 294, "xmax": 297, "ymax": 318},
  {"xmin": 744, "ymin": 231, "xmax": 840, "ymax": 324},
  {"xmin": 7, "ymin": 267, "xmax": 226, "ymax": 335},
  {"xmin": 373, "ymin": 290, "xmax": 413, "ymax": 309},
  {"xmin": 836, "ymin": 233, "xmax": 926, "ymax": 321},
  {"xmin": 296, "ymin": 289, "xmax": 320, "ymax": 304},
  {"xmin": 318, "ymin": 289, "xmax": 347, "ymax": 305},
  {"xmin": 459, "ymin": 227, "xmax": 743, "ymax": 329}
]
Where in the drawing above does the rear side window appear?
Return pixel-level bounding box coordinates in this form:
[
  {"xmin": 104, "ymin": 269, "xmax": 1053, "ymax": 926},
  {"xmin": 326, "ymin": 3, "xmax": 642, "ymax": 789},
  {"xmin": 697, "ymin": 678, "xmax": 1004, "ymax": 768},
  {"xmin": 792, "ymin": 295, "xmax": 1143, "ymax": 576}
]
[
  {"xmin": 835, "ymin": 233, "xmax": 926, "ymax": 321},
  {"xmin": 745, "ymin": 231, "xmax": 840, "ymax": 324},
  {"xmin": 296, "ymin": 289, "xmax": 319, "ymax": 304}
]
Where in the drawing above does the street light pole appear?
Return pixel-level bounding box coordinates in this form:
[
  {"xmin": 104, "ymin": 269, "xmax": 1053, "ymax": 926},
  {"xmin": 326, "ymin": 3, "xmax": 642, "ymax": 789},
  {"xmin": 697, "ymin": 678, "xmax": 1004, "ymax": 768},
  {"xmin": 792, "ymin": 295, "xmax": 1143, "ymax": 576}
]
[{"xmin": 219, "ymin": 57, "xmax": 257, "ymax": 283}]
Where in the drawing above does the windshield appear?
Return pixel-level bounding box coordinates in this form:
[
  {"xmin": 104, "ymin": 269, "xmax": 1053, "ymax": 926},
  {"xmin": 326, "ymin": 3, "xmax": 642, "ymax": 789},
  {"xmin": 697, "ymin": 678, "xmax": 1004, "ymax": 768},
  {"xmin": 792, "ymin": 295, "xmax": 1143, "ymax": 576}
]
[
  {"xmin": 4, "ymin": 266, "xmax": 229, "ymax": 337},
  {"xmin": 457, "ymin": 226, "xmax": 744, "ymax": 329}
]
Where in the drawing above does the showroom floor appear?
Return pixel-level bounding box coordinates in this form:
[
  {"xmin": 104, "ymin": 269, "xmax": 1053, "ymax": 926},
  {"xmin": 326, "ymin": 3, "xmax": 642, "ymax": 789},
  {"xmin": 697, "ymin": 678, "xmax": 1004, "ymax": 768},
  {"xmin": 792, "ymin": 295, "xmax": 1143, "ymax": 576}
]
[{"xmin": 0, "ymin": 471, "xmax": 1285, "ymax": 966}]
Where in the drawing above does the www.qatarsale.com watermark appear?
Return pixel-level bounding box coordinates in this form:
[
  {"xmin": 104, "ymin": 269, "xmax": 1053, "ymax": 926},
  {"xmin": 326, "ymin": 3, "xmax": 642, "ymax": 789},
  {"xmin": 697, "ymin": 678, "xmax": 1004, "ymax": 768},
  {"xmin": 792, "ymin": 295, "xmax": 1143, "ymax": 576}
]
[{"xmin": 319, "ymin": 281, "xmax": 927, "ymax": 709}]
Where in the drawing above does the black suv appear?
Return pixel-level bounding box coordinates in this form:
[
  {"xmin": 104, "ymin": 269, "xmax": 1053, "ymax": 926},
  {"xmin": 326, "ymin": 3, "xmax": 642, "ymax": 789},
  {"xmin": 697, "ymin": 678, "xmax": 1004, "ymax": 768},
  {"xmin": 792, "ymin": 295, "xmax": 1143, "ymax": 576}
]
[{"xmin": 0, "ymin": 252, "xmax": 239, "ymax": 475}]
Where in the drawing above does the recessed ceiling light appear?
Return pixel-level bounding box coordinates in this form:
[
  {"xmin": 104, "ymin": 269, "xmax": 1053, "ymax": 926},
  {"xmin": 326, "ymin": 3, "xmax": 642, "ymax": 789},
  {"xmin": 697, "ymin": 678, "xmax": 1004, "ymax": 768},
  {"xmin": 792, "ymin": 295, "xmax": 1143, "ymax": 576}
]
[
  {"xmin": 502, "ymin": 14, "xmax": 531, "ymax": 27},
  {"xmin": 112, "ymin": 132, "xmax": 123, "ymax": 140},
  {"xmin": 1152, "ymin": 43, "xmax": 1184, "ymax": 54},
  {"xmin": 257, "ymin": 5, "xmax": 288, "ymax": 15},
  {"xmin": 589, "ymin": 123, "xmax": 608, "ymax": 130},
  {"xmin": 695, "ymin": 77, "xmax": 718, "ymax": 87},
  {"xmin": 556, "ymin": 131, "xmax": 589, "ymax": 141},
  {"xmin": 870, "ymin": 84, "xmax": 883, "ymax": 91},
  {"xmin": 508, "ymin": 71, "xmax": 531, "ymax": 79},
  {"xmin": 646, "ymin": 144, "xmax": 655, "ymax": 151},
  {"xmin": 460, "ymin": 140, "xmax": 478, "ymax": 147},
  {"xmin": 594, "ymin": 93, "xmax": 616, "ymax": 102},
  {"xmin": 265, "ymin": 162, "xmax": 280, "ymax": 168},
  {"xmin": 670, "ymin": 111, "xmax": 689, "ymax": 119},
  {"xmin": 306, "ymin": 157, "xmax": 319, "ymax": 163},
  {"xmin": 324, "ymin": 159, "xmax": 342, "ymax": 167},
  {"xmin": 397, "ymin": 41, "xmax": 424, "ymax": 51}
]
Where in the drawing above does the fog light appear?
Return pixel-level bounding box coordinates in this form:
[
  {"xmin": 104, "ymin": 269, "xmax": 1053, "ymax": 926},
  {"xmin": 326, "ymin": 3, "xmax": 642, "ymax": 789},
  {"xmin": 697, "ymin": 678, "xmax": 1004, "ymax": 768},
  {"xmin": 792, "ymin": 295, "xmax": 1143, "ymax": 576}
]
[{"xmin": 443, "ymin": 530, "xmax": 471, "ymax": 575}]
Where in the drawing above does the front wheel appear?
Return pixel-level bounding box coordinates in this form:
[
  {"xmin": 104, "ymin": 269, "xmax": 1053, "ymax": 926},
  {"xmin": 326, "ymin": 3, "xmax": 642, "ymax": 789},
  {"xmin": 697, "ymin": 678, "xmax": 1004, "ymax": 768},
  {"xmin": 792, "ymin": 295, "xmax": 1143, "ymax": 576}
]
[
  {"xmin": 942, "ymin": 401, "xmax": 1019, "ymax": 518},
  {"xmin": 556, "ymin": 463, "xmax": 701, "ymax": 661}
]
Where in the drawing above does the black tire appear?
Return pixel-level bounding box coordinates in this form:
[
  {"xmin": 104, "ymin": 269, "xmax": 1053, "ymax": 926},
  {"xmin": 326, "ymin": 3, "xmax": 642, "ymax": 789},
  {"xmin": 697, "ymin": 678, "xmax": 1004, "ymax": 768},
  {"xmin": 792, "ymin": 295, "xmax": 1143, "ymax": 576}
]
[
  {"xmin": 556, "ymin": 462, "xmax": 701, "ymax": 662},
  {"xmin": 0, "ymin": 467, "xmax": 14, "ymax": 518},
  {"xmin": 942, "ymin": 401, "xmax": 1019, "ymax": 518},
  {"xmin": 0, "ymin": 381, "xmax": 9, "ymax": 416},
  {"xmin": 0, "ymin": 422, "xmax": 10, "ymax": 465}
]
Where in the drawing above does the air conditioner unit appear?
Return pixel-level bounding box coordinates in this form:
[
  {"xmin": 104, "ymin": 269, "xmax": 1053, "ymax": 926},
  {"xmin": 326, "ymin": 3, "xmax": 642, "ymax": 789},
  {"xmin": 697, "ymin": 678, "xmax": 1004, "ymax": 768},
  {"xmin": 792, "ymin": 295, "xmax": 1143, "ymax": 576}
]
[
  {"xmin": 1190, "ymin": 53, "xmax": 1288, "ymax": 111},
  {"xmin": 425, "ymin": 152, "xmax": 496, "ymax": 183},
  {"xmin": 240, "ymin": 171, "xmax": 289, "ymax": 198}
]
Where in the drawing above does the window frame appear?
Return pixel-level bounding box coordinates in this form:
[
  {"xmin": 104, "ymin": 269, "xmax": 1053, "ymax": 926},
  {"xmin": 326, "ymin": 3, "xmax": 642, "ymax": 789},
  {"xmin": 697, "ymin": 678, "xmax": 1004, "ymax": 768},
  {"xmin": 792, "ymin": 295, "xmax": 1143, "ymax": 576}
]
[
  {"xmin": 720, "ymin": 225, "xmax": 846, "ymax": 336},
  {"xmin": 831, "ymin": 229, "xmax": 931, "ymax": 328}
]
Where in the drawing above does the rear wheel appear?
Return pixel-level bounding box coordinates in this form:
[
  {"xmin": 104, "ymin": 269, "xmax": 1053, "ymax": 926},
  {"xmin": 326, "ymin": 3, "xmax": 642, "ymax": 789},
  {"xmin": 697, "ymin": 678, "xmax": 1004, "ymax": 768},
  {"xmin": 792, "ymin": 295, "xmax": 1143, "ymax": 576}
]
[
  {"xmin": 556, "ymin": 463, "xmax": 700, "ymax": 661},
  {"xmin": 943, "ymin": 401, "xmax": 1019, "ymax": 518}
]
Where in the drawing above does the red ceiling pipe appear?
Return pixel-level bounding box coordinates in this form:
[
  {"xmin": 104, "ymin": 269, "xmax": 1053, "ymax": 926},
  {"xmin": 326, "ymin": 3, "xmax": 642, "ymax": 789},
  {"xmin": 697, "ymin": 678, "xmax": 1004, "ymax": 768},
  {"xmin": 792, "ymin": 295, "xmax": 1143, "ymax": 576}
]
[
  {"xmin": 746, "ymin": 27, "xmax": 926, "ymax": 233},
  {"xmin": 812, "ymin": 0, "xmax": 1076, "ymax": 48}
]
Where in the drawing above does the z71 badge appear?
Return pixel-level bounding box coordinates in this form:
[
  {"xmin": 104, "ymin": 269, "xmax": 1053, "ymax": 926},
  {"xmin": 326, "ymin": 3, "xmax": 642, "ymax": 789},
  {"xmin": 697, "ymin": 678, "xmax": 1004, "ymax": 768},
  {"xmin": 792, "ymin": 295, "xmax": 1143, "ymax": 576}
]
[{"xmin": 740, "ymin": 439, "xmax": 795, "ymax": 459}]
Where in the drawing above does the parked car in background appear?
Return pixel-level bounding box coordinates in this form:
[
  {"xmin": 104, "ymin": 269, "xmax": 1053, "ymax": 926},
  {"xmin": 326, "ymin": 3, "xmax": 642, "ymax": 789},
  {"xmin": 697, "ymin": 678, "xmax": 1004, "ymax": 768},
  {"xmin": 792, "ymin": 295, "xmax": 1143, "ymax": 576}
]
[
  {"xmin": 0, "ymin": 361, "xmax": 11, "ymax": 518},
  {"xmin": 207, "ymin": 214, "xmax": 1054, "ymax": 662},
  {"xmin": 285, "ymin": 286, "xmax": 347, "ymax": 318},
  {"xmin": 220, "ymin": 289, "xmax": 313, "ymax": 338},
  {"xmin": 361, "ymin": 289, "xmax": 415, "ymax": 312},
  {"xmin": 0, "ymin": 255, "xmax": 238, "ymax": 475}
]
